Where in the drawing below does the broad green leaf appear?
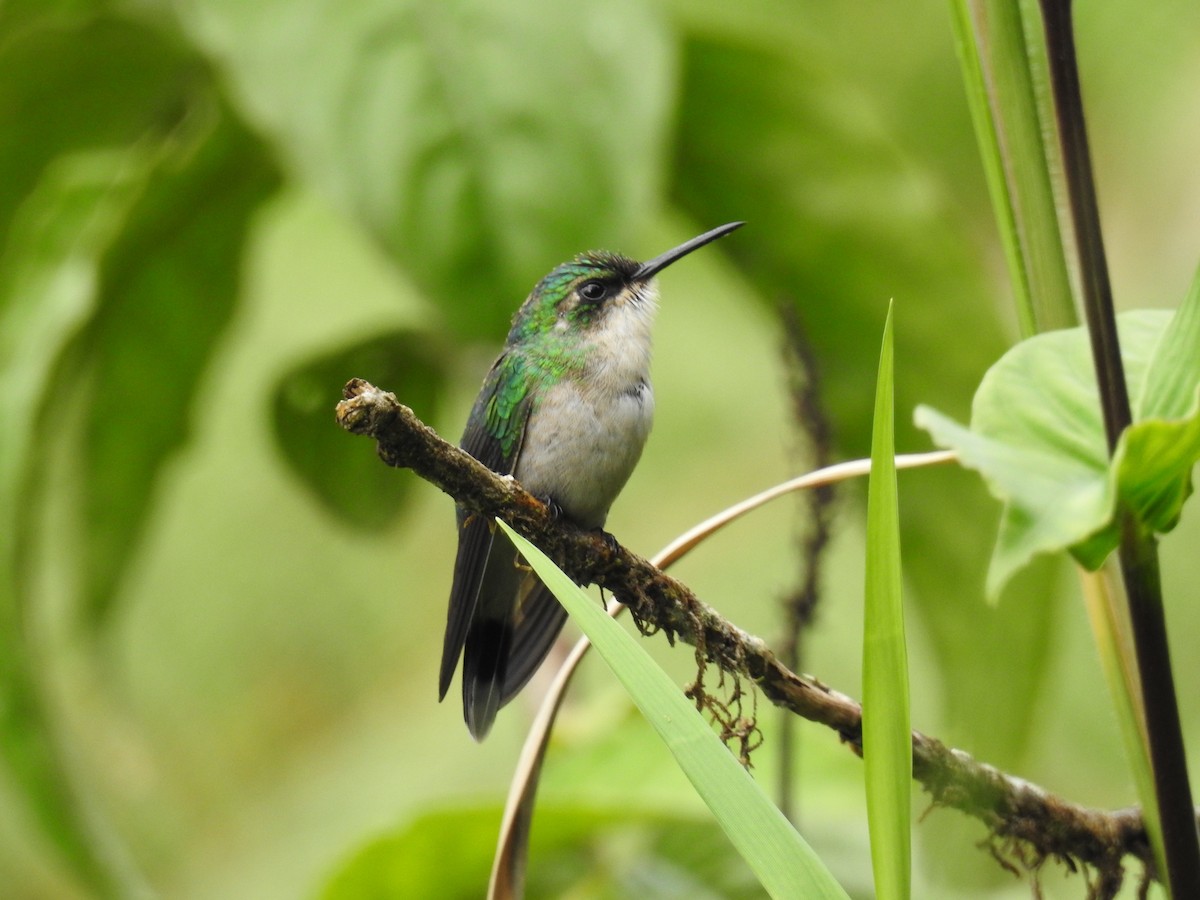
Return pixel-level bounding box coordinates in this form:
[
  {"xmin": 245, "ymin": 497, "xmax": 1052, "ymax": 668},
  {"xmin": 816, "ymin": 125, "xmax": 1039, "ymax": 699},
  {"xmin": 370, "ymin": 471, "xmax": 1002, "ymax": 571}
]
[
  {"xmin": 0, "ymin": 16, "xmax": 195, "ymax": 247},
  {"xmin": 322, "ymin": 804, "xmax": 764, "ymax": 900},
  {"xmin": 0, "ymin": 146, "xmax": 156, "ymax": 895},
  {"xmin": 497, "ymin": 520, "xmax": 850, "ymax": 900},
  {"xmin": 0, "ymin": 24, "xmax": 278, "ymax": 878},
  {"xmin": 78, "ymin": 101, "xmax": 280, "ymax": 623},
  {"xmin": 862, "ymin": 303, "xmax": 911, "ymax": 900},
  {"xmin": 947, "ymin": 0, "xmax": 1077, "ymax": 336},
  {"xmin": 272, "ymin": 329, "xmax": 446, "ymax": 528},
  {"xmin": 915, "ymin": 291, "xmax": 1200, "ymax": 598},
  {"xmin": 0, "ymin": 16, "xmax": 279, "ymax": 625},
  {"xmin": 173, "ymin": 0, "xmax": 673, "ymax": 339},
  {"xmin": 672, "ymin": 32, "xmax": 1059, "ymax": 765}
]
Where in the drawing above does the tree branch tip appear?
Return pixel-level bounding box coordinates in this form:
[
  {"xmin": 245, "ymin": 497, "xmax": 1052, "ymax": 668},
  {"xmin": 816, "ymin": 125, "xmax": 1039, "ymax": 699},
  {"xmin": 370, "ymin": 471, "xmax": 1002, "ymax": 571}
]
[{"xmin": 335, "ymin": 379, "xmax": 399, "ymax": 436}]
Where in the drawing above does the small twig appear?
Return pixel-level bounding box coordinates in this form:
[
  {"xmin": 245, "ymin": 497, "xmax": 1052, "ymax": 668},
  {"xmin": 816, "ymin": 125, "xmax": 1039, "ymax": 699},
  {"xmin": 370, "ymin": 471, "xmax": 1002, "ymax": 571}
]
[{"xmin": 336, "ymin": 378, "xmax": 1184, "ymax": 886}]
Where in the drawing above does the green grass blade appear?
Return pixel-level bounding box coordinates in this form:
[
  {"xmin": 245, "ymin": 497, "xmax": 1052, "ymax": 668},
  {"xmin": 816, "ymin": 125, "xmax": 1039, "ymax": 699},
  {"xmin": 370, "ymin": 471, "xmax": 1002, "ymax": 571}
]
[
  {"xmin": 496, "ymin": 520, "xmax": 850, "ymax": 900},
  {"xmin": 862, "ymin": 302, "xmax": 911, "ymax": 900},
  {"xmin": 947, "ymin": 0, "xmax": 1077, "ymax": 335}
]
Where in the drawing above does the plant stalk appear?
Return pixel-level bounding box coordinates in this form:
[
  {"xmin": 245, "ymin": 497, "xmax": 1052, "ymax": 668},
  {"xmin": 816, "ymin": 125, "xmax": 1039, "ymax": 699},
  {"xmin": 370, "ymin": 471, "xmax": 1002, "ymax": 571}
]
[{"xmin": 1038, "ymin": 1, "xmax": 1200, "ymax": 893}]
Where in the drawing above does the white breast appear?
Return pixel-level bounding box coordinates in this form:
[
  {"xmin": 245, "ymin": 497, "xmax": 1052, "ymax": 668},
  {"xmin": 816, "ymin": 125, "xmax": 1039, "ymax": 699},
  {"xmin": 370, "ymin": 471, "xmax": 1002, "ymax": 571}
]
[{"xmin": 514, "ymin": 293, "xmax": 656, "ymax": 528}]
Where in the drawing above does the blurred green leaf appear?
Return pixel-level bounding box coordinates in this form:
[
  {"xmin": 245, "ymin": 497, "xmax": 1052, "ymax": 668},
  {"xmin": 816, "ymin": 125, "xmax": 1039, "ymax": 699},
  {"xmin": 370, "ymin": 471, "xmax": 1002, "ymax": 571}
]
[
  {"xmin": 1139, "ymin": 262, "xmax": 1200, "ymax": 421},
  {"xmin": 915, "ymin": 299, "xmax": 1200, "ymax": 598},
  {"xmin": 0, "ymin": 146, "xmax": 157, "ymax": 895},
  {"xmin": 0, "ymin": 14, "xmax": 279, "ymax": 881},
  {"xmin": 0, "ymin": 15, "xmax": 197, "ymax": 246},
  {"xmin": 273, "ymin": 330, "xmax": 447, "ymax": 528},
  {"xmin": 79, "ymin": 100, "xmax": 280, "ymax": 624},
  {"xmin": 0, "ymin": 0, "xmax": 96, "ymax": 38},
  {"xmin": 172, "ymin": 0, "xmax": 674, "ymax": 339},
  {"xmin": 671, "ymin": 33, "xmax": 1060, "ymax": 765},
  {"xmin": 498, "ymin": 520, "xmax": 850, "ymax": 900},
  {"xmin": 862, "ymin": 303, "xmax": 910, "ymax": 900},
  {"xmin": 322, "ymin": 804, "xmax": 763, "ymax": 899}
]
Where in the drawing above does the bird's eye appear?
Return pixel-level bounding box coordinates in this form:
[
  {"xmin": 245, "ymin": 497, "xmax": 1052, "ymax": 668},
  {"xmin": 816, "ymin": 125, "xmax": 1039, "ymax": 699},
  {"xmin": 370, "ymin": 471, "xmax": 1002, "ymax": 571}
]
[{"xmin": 579, "ymin": 280, "xmax": 608, "ymax": 302}]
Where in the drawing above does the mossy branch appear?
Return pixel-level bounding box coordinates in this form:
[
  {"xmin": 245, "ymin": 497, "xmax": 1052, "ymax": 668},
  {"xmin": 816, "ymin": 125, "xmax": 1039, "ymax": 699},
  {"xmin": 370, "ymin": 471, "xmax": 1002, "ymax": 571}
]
[{"xmin": 336, "ymin": 377, "xmax": 1177, "ymax": 894}]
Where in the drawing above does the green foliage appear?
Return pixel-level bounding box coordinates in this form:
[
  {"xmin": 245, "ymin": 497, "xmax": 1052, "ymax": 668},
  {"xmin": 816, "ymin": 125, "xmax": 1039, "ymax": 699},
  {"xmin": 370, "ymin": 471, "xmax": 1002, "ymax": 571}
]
[
  {"xmin": 81, "ymin": 106, "xmax": 280, "ymax": 623},
  {"xmin": 862, "ymin": 304, "xmax": 911, "ymax": 900},
  {"xmin": 497, "ymin": 520, "xmax": 850, "ymax": 900},
  {"xmin": 323, "ymin": 805, "xmax": 765, "ymax": 900},
  {"xmin": 670, "ymin": 27, "xmax": 1061, "ymax": 767},
  {"xmin": 0, "ymin": 10, "xmax": 279, "ymax": 891},
  {"xmin": 0, "ymin": 0, "xmax": 1196, "ymax": 896},
  {"xmin": 0, "ymin": 145, "xmax": 154, "ymax": 896},
  {"xmin": 916, "ymin": 286, "xmax": 1200, "ymax": 598},
  {"xmin": 171, "ymin": 0, "xmax": 673, "ymax": 339},
  {"xmin": 273, "ymin": 330, "xmax": 447, "ymax": 528}
]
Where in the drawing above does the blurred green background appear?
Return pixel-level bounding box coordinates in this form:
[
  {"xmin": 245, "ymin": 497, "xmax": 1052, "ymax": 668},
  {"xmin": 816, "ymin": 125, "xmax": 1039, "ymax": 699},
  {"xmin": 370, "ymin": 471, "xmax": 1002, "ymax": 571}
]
[{"xmin": 1, "ymin": 0, "xmax": 1198, "ymax": 897}]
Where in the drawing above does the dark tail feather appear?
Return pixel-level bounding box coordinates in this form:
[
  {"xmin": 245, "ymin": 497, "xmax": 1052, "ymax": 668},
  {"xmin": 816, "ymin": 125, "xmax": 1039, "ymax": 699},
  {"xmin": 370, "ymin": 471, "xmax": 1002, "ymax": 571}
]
[
  {"xmin": 462, "ymin": 617, "xmax": 513, "ymax": 741},
  {"xmin": 460, "ymin": 574, "xmax": 571, "ymax": 740},
  {"xmin": 500, "ymin": 580, "xmax": 570, "ymax": 706},
  {"xmin": 447, "ymin": 529, "xmax": 572, "ymax": 740}
]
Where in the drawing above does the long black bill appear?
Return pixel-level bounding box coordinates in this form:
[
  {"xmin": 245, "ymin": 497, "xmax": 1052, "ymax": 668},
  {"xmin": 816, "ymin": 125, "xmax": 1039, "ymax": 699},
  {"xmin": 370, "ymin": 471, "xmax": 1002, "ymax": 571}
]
[{"xmin": 633, "ymin": 221, "xmax": 745, "ymax": 280}]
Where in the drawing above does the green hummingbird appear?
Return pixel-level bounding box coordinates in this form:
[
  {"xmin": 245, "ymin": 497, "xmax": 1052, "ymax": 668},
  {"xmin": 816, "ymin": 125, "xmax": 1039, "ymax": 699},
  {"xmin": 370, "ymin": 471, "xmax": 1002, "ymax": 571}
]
[{"xmin": 440, "ymin": 221, "xmax": 744, "ymax": 740}]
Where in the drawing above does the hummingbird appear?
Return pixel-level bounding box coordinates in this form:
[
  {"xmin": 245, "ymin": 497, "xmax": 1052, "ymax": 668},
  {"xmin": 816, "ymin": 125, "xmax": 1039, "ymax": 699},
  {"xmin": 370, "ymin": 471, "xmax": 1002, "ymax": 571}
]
[{"xmin": 440, "ymin": 221, "xmax": 744, "ymax": 740}]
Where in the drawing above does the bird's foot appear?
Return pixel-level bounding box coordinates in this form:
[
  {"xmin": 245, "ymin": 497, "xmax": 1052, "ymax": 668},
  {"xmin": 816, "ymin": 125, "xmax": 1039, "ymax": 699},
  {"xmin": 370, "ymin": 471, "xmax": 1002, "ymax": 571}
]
[
  {"xmin": 593, "ymin": 528, "xmax": 621, "ymax": 553},
  {"xmin": 536, "ymin": 494, "xmax": 565, "ymax": 520}
]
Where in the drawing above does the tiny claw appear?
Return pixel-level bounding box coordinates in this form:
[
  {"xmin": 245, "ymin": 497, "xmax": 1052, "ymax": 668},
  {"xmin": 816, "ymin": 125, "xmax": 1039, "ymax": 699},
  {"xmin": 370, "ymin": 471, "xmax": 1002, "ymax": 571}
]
[
  {"xmin": 595, "ymin": 528, "xmax": 621, "ymax": 552},
  {"xmin": 538, "ymin": 495, "xmax": 565, "ymax": 520}
]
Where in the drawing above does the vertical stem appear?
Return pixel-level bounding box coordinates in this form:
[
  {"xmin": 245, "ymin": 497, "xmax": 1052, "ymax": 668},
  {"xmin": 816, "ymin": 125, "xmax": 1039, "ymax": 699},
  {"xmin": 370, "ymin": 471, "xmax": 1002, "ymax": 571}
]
[
  {"xmin": 1038, "ymin": 0, "xmax": 1128, "ymax": 445},
  {"xmin": 1038, "ymin": 1, "xmax": 1200, "ymax": 894},
  {"xmin": 776, "ymin": 305, "xmax": 836, "ymax": 824}
]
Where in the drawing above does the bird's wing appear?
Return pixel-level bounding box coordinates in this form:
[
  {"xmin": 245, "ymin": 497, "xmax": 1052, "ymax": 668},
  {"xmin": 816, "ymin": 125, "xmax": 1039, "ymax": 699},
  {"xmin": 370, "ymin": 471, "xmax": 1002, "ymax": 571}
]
[
  {"xmin": 439, "ymin": 353, "xmax": 536, "ymax": 737},
  {"xmin": 498, "ymin": 578, "xmax": 570, "ymax": 706}
]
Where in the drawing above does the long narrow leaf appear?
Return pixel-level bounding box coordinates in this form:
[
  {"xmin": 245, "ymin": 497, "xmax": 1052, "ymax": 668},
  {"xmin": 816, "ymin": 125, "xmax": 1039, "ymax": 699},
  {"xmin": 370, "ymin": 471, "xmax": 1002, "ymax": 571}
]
[
  {"xmin": 488, "ymin": 450, "xmax": 956, "ymax": 898},
  {"xmin": 947, "ymin": 0, "xmax": 1077, "ymax": 335},
  {"xmin": 862, "ymin": 302, "xmax": 911, "ymax": 900},
  {"xmin": 496, "ymin": 520, "xmax": 850, "ymax": 900}
]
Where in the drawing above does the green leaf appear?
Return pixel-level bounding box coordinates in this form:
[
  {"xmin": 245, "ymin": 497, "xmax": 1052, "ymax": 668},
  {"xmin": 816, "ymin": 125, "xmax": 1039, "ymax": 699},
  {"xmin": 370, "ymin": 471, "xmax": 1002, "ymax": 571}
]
[
  {"xmin": 78, "ymin": 101, "xmax": 280, "ymax": 623},
  {"xmin": 0, "ymin": 146, "xmax": 156, "ymax": 895},
  {"xmin": 496, "ymin": 520, "xmax": 850, "ymax": 900},
  {"xmin": 272, "ymin": 329, "xmax": 447, "ymax": 528},
  {"xmin": 915, "ymin": 291, "xmax": 1200, "ymax": 598},
  {"xmin": 862, "ymin": 303, "xmax": 911, "ymax": 900},
  {"xmin": 174, "ymin": 0, "xmax": 673, "ymax": 338},
  {"xmin": 0, "ymin": 16, "xmax": 197, "ymax": 246},
  {"xmin": 322, "ymin": 804, "xmax": 766, "ymax": 900}
]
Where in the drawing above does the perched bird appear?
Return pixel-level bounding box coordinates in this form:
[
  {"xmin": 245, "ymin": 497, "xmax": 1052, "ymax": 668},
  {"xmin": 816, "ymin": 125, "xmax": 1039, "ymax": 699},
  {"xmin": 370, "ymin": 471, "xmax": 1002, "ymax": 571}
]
[{"xmin": 440, "ymin": 222, "xmax": 744, "ymax": 739}]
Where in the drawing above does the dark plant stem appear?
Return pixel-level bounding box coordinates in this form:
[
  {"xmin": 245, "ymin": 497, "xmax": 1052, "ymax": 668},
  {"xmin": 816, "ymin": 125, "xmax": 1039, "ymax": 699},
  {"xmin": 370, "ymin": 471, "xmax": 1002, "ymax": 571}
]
[{"xmin": 1038, "ymin": 0, "xmax": 1200, "ymax": 893}]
